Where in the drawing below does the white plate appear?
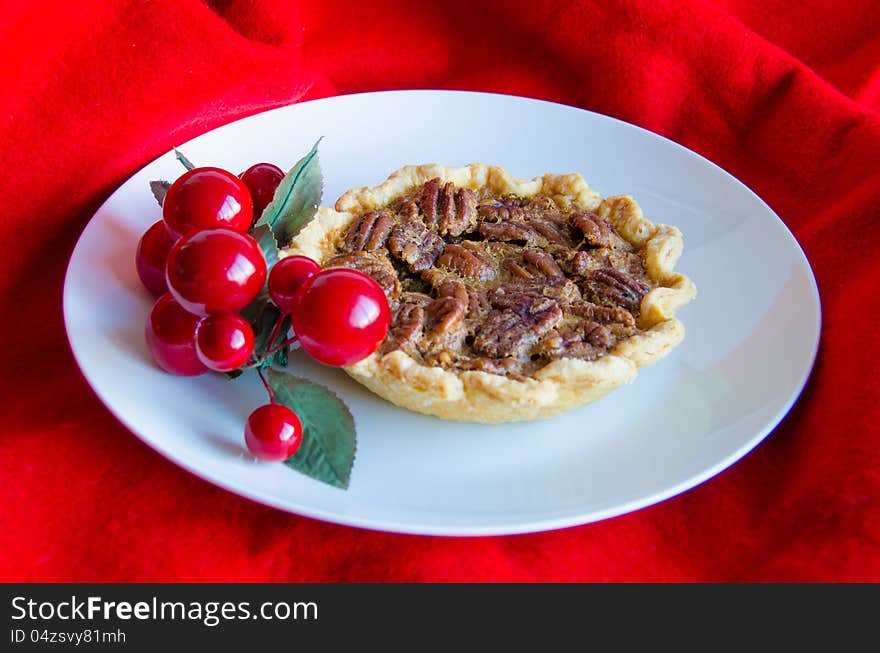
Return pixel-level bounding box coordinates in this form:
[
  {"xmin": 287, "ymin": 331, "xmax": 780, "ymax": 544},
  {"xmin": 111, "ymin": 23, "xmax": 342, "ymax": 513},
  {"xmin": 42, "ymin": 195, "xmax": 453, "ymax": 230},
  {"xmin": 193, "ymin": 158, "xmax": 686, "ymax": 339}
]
[{"xmin": 63, "ymin": 90, "xmax": 821, "ymax": 536}]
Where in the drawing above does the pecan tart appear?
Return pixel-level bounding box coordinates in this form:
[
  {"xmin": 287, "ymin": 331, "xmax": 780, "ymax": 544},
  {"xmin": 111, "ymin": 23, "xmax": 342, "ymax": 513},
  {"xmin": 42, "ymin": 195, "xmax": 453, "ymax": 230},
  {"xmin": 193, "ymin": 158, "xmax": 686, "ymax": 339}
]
[{"xmin": 284, "ymin": 164, "xmax": 696, "ymax": 422}]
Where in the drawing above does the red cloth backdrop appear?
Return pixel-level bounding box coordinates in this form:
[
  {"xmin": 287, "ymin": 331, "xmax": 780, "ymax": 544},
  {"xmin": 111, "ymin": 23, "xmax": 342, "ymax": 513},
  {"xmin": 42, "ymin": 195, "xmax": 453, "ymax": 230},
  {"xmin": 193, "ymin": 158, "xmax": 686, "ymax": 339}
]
[{"xmin": 1, "ymin": 0, "xmax": 877, "ymax": 581}]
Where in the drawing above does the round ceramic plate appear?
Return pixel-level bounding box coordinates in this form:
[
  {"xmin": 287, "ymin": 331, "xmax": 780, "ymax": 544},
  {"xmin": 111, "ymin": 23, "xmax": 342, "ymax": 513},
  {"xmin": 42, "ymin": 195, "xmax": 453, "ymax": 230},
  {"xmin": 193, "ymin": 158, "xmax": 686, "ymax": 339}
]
[{"xmin": 63, "ymin": 90, "xmax": 821, "ymax": 535}]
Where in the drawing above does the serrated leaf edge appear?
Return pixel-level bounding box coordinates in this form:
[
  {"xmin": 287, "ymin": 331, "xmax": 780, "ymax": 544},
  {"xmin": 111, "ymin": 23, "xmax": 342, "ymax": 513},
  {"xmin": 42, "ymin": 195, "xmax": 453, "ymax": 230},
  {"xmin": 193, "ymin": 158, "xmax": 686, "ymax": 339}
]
[
  {"xmin": 267, "ymin": 369, "xmax": 356, "ymax": 489},
  {"xmin": 255, "ymin": 137, "xmax": 323, "ymax": 237}
]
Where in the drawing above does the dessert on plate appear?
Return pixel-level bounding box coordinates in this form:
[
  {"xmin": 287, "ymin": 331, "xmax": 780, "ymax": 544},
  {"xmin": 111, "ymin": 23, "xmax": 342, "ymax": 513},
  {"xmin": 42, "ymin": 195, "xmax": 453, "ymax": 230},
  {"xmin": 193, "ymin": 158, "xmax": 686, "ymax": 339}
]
[{"xmin": 285, "ymin": 164, "xmax": 696, "ymax": 422}]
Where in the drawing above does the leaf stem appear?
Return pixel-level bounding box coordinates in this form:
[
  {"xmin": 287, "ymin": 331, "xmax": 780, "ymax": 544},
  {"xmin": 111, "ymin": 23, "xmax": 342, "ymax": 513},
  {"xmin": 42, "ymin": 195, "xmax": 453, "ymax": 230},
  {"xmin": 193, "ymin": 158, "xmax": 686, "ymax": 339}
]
[{"xmin": 257, "ymin": 367, "xmax": 275, "ymax": 404}]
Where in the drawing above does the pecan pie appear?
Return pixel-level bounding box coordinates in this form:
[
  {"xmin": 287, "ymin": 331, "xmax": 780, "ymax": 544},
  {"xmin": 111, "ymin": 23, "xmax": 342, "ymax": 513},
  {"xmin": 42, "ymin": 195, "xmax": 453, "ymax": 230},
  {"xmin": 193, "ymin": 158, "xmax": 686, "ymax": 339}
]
[{"xmin": 285, "ymin": 164, "xmax": 696, "ymax": 422}]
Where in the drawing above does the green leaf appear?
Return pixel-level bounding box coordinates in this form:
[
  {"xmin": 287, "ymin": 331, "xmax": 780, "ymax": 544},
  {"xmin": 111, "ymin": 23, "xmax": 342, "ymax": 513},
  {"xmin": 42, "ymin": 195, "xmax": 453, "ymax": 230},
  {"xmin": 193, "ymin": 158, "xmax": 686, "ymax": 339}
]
[
  {"xmin": 150, "ymin": 180, "xmax": 170, "ymax": 206},
  {"xmin": 255, "ymin": 139, "xmax": 323, "ymax": 245},
  {"xmin": 249, "ymin": 303, "xmax": 280, "ymax": 356},
  {"xmin": 269, "ymin": 317, "xmax": 291, "ymax": 368},
  {"xmin": 241, "ymin": 302, "xmax": 289, "ymax": 369},
  {"xmin": 174, "ymin": 148, "xmax": 195, "ymax": 170},
  {"xmin": 250, "ymin": 303, "xmax": 279, "ymax": 357},
  {"xmin": 237, "ymin": 224, "xmax": 280, "ymax": 361},
  {"xmin": 268, "ymin": 369, "xmax": 356, "ymax": 490},
  {"xmin": 240, "ymin": 291, "xmax": 269, "ymax": 330},
  {"xmin": 274, "ymin": 341, "xmax": 289, "ymax": 367},
  {"xmin": 250, "ymin": 223, "xmax": 280, "ymax": 273}
]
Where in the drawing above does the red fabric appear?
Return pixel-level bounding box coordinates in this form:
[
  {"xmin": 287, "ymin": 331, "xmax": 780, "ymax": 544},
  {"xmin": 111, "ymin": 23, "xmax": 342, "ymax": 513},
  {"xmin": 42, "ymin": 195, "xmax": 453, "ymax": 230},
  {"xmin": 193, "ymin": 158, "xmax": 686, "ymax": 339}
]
[{"xmin": 1, "ymin": 0, "xmax": 878, "ymax": 582}]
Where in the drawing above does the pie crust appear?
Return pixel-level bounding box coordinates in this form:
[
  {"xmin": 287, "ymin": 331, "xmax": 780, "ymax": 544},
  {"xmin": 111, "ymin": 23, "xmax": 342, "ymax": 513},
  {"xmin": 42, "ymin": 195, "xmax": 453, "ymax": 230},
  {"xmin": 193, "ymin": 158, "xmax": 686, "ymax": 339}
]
[{"xmin": 284, "ymin": 164, "xmax": 696, "ymax": 422}]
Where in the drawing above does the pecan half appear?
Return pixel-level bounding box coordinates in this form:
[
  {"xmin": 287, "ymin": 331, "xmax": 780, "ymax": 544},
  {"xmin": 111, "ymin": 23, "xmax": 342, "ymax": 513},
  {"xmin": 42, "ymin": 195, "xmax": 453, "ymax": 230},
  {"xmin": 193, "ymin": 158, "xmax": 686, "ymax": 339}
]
[
  {"xmin": 395, "ymin": 198, "xmax": 420, "ymax": 222},
  {"xmin": 534, "ymin": 320, "xmax": 612, "ymax": 361},
  {"xmin": 383, "ymin": 302, "xmax": 425, "ymax": 354},
  {"xmin": 503, "ymin": 249, "xmax": 563, "ymax": 279},
  {"xmin": 345, "ymin": 210, "xmax": 395, "ymax": 251},
  {"xmin": 562, "ymin": 250, "xmax": 604, "ymax": 276},
  {"xmin": 569, "ymin": 212, "xmax": 611, "ymax": 248},
  {"xmin": 477, "ymin": 196, "xmax": 549, "ymax": 223},
  {"xmin": 324, "ymin": 250, "xmax": 401, "ymax": 300},
  {"xmin": 473, "ymin": 296, "xmax": 562, "ymax": 359},
  {"xmin": 436, "ymin": 243, "xmax": 496, "ymax": 281},
  {"xmin": 436, "ymin": 184, "xmax": 478, "ymax": 237},
  {"xmin": 477, "ymin": 203, "xmax": 530, "ymax": 223},
  {"xmin": 436, "ymin": 279, "xmax": 486, "ymax": 319},
  {"xmin": 388, "ymin": 219, "xmax": 445, "ymax": 271},
  {"xmin": 561, "ymin": 245, "xmax": 647, "ymax": 279},
  {"xmin": 478, "ymin": 221, "xmax": 539, "ymax": 244},
  {"xmin": 522, "ymin": 249, "xmax": 564, "ymax": 277},
  {"xmin": 490, "ymin": 277, "xmax": 580, "ymax": 309},
  {"xmin": 450, "ymin": 188, "xmax": 478, "ymax": 236},
  {"xmin": 582, "ymin": 321, "xmax": 613, "ymax": 348},
  {"xmin": 423, "ymin": 295, "xmax": 467, "ymax": 352},
  {"xmin": 527, "ymin": 218, "xmax": 573, "ymax": 245},
  {"xmin": 417, "ymin": 177, "xmax": 442, "ymax": 227},
  {"xmin": 584, "ymin": 268, "xmax": 650, "ymax": 312},
  {"xmin": 569, "ymin": 301, "xmax": 636, "ymax": 328}
]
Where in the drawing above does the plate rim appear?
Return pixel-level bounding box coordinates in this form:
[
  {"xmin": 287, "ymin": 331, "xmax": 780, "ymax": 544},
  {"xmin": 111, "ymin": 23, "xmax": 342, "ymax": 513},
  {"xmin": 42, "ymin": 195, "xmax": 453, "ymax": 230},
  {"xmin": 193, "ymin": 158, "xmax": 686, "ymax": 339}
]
[{"xmin": 62, "ymin": 89, "xmax": 822, "ymax": 536}]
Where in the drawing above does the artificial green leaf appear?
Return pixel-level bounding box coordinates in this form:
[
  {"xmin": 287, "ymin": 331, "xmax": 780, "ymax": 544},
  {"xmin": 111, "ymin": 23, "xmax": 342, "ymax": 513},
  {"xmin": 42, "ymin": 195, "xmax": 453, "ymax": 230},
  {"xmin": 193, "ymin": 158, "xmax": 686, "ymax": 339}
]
[
  {"xmin": 250, "ymin": 223, "xmax": 280, "ymax": 273},
  {"xmin": 240, "ymin": 302, "xmax": 290, "ymax": 369},
  {"xmin": 274, "ymin": 341, "xmax": 289, "ymax": 367},
  {"xmin": 255, "ymin": 139, "xmax": 323, "ymax": 244},
  {"xmin": 240, "ymin": 292, "xmax": 269, "ymax": 332},
  {"xmin": 249, "ymin": 303, "xmax": 281, "ymax": 358},
  {"xmin": 235, "ymin": 223, "xmax": 280, "ymax": 350},
  {"xmin": 174, "ymin": 148, "xmax": 195, "ymax": 170},
  {"xmin": 150, "ymin": 180, "xmax": 170, "ymax": 206},
  {"xmin": 268, "ymin": 369, "xmax": 356, "ymax": 489}
]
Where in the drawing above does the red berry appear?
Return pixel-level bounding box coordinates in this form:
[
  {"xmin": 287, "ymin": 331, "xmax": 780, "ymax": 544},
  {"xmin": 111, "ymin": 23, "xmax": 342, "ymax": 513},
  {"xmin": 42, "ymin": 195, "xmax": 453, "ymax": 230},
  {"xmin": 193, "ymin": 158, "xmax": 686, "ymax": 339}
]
[
  {"xmin": 195, "ymin": 313, "xmax": 254, "ymax": 372},
  {"xmin": 166, "ymin": 228, "xmax": 267, "ymax": 316},
  {"xmin": 136, "ymin": 220, "xmax": 175, "ymax": 296},
  {"xmin": 144, "ymin": 293, "xmax": 207, "ymax": 376},
  {"xmin": 245, "ymin": 404, "xmax": 303, "ymax": 462},
  {"xmin": 268, "ymin": 255, "xmax": 321, "ymax": 314},
  {"xmin": 291, "ymin": 268, "xmax": 390, "ymax": 367},
  {"xmin": 239, "ymin": 162, "xmax": 284, "ymax": 222},
  {"xmin": 162, "ymin": 167, "xmax": 253, "ymax": 237}
]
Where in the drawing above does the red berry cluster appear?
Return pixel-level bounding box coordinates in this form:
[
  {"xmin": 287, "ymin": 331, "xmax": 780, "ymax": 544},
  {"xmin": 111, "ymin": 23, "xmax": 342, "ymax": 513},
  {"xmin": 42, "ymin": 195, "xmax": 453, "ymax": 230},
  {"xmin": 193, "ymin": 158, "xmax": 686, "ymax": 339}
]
[{"xmin": 136, "ymin": 162, "xmax": 390, "ymax": 463}]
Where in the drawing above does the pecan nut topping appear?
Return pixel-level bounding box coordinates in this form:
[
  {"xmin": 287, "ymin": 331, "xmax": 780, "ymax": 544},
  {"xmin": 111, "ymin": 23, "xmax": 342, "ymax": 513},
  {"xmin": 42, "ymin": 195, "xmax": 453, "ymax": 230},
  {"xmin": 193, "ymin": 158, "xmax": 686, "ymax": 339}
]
[
  {"xmin": 383, "ymin": 302, "xmax": 425, "ymax": 354},
  {"xmin": 329, "ymin": 176, "xmax": 661, "ymax": 376},
  {"xmin": 473, "ymin": 295, "xmax": 563, "ymax": 359},
  {"xmin": 387, "ymin": 219, "xmax": 445, "ymax": 272},
  {"xmin": 568, "ymin": 212, "xmax": 612, "ymax": 247},
  {"xmin": 435, "ymin": 243, "xmax": 497, "ymax": 281},
  {"xmin": 584, "ymin": 268, "xmax": 650, "ymax": 313},
  {"xmin": 324, "ymin": 250, "xmax": 402, "ymax": 301},
  {"xmin": 422, "ymin": 295, "xmax": 468, "ymax": 352},
  {"xmin": 345, "ymin": 209, "xmax": 395, "ymax": 251}
]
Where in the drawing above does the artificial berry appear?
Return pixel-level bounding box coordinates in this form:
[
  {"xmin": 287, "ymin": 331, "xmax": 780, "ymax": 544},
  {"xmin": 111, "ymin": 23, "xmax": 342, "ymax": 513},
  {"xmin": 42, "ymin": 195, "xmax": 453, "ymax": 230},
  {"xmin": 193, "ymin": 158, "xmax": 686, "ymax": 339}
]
[
  {"xmin": 268, "ymin": 255, "xmax": 321, "ymax": 314},
  {"xmin": 144, "ymin": 293, "xmax": 208, "ymax": 376},
  {"xmin": 136, "ymin": 220, "xmax": 175, "ymax": 296},
  {"xmin": 195, "ymin": 313, "xmax": 254, "ymax": 372},
  {"xmin": 245, "ymin": 404, "xmax": 303, "ymax": 462},
  {"xmin": 165, "ymin": 228, "xmax": 267, "ymax": 316},
  {"xmin": 291, "ymin": 268, "xmax": 390, "ymax": 367},
  {"xmin": 162, "ymin": 167, "xmax": 253, "ymax": 237},
  {"xmin": 239, "ymin": 162, "xmax": 284, "ymax": 223}
]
